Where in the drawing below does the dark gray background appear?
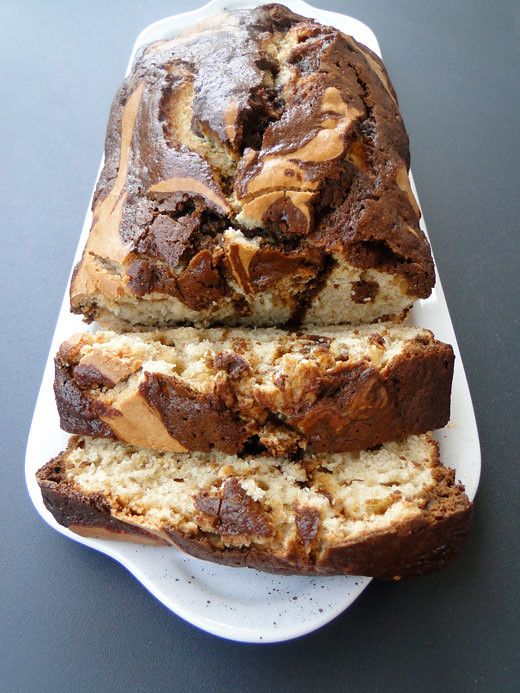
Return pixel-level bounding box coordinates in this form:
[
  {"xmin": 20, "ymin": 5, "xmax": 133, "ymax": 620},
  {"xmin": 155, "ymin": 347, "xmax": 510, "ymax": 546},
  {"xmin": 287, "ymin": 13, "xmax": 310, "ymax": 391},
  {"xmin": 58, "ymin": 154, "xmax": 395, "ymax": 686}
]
[{"xmin": 2, "ymin": 1, "xmax": 519, "ymax": 690}]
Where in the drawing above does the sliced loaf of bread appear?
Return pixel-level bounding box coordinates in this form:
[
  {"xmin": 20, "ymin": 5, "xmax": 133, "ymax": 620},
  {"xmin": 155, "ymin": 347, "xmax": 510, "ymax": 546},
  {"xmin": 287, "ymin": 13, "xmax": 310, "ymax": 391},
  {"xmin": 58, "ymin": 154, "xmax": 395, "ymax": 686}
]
[{"xmin": 37, "ymin": 434, "xmax": 471, "ymax": 579}]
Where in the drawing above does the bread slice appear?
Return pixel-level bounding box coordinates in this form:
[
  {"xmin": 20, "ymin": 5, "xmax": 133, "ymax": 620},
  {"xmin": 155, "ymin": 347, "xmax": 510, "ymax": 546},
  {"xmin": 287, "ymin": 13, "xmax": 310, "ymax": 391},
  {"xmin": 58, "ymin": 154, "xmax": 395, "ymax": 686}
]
[
  {"xmin": 37, "ymin": 434, "xmax": 472, "ymax": 579},
  {"xmin": 55, "ymin": 324, "xmax": 453, "ymax": 455},
  {"xmin": 70, "ymin": 4, "xmax": 434, "ymax": 331}
]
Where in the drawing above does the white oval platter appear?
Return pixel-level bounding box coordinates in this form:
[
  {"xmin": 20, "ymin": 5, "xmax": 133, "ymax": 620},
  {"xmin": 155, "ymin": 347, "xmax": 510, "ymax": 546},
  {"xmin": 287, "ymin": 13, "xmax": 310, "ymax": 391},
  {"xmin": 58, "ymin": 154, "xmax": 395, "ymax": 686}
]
[{"xmin": 25, "ymin": 0, "xmax": 481, "ymax": 643}]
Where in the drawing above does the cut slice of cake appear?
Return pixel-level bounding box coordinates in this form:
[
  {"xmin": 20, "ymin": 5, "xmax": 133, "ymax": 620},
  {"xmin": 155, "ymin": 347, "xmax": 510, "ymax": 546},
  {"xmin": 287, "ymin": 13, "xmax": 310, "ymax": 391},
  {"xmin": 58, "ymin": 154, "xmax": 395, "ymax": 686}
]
[
  {"xmin": 54, "ymin": 324, "xmax": 454, "ymax": 455},
  {"xmin": 37, "ymin": 434, "xmax": 472, "ymax": 579}
]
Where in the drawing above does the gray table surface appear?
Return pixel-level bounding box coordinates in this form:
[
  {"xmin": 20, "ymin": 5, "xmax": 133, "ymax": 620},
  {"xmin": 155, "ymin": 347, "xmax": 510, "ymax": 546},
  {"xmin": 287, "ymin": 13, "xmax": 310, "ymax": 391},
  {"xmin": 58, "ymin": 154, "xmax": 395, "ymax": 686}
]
[{"xmin": 2, "ymin": 1, "xmax": 519, "ymax": 690}]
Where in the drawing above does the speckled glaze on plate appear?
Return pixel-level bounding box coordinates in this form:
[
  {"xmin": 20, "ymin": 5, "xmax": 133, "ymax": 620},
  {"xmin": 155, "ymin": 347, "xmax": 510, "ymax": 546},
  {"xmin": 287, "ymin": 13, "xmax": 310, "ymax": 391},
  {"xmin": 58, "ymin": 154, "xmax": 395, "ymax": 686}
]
[{"xmin": 25, "ymin": 0, "xmax": 481, "ymax": 643}]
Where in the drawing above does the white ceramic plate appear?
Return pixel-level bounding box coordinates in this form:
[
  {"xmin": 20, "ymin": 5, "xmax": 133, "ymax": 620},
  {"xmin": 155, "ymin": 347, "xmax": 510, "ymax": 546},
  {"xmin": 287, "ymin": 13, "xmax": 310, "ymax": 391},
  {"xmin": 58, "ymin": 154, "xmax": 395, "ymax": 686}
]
[{"xmin": 25, "ymin": 0, "xmax": 481, "ymax": 643}]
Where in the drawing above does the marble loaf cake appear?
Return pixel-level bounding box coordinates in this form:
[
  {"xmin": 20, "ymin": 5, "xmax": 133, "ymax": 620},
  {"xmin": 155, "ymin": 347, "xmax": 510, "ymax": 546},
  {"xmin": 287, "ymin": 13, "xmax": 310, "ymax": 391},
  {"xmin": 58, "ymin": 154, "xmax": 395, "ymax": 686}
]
[
  {"xmin": 37, "ymin": 435, "xmax": 472, "ymax": 579},
  {"xmin": 54, "ymin": 324, "xmax": 454, "ymax": 455},
  {"xmin": 70, "ymin": 3, "xmax": 434, "ymax": 330},
  {"xmin": 37, "ymin": 3, "xmax": 471, "ymax": 581}
]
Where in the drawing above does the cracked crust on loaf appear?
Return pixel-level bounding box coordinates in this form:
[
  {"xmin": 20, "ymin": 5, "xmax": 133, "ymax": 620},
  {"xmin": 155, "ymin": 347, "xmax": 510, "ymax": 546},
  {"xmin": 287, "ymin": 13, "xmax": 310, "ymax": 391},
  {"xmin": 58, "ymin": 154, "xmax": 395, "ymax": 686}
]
[
  {"xmin": 70, "ymin": 3, "xmax": 434, "ymax": 330},
  {"xmin": 37, "ymin": 434, "xmax": 472, "ymax": 579},
  {"xmin": 54, "ymin": 324, "xmax": 454, "ymax": 455}
]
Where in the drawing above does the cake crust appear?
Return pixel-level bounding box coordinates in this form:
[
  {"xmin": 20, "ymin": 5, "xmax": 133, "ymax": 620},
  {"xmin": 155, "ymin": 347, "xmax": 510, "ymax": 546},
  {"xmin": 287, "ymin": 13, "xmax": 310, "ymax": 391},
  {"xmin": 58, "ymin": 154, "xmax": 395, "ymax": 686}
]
[{"xmin": 70, "ymin": 3, "xmax": 434, "ymax": 329}]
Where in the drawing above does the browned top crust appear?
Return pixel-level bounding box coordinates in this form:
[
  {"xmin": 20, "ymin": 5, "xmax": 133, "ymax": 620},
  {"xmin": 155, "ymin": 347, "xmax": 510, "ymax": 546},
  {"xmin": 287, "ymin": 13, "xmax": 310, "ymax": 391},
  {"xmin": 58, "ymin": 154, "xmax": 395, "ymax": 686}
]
[
  {"xmin": 54, "ymin": 326, "xmax": 454, "ymax": 455},
  {"xmin": 70, "ymin": 3, "xmax": 434, "ymax": 326}
]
